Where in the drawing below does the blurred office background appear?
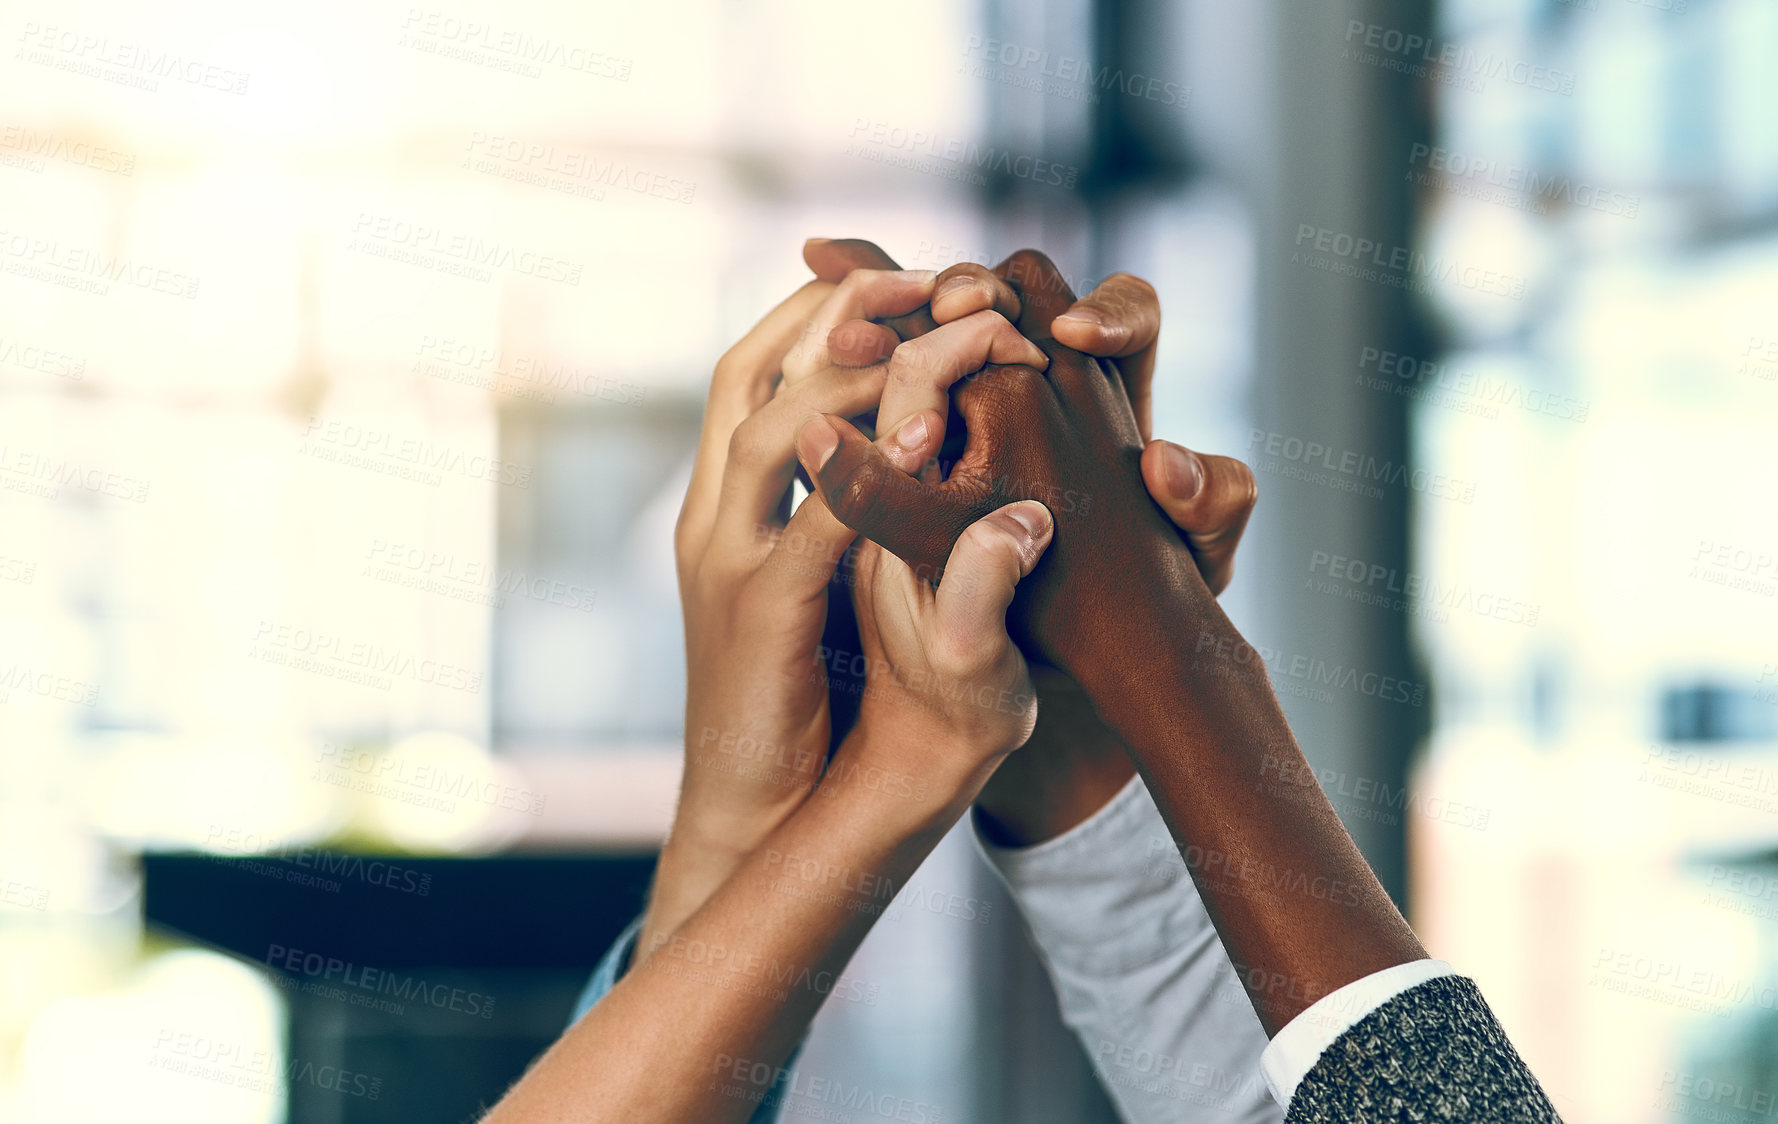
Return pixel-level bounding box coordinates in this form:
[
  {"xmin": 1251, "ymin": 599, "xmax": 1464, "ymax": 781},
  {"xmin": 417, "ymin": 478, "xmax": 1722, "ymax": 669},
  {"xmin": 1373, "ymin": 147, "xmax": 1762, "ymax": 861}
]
[{"xmin": 2, "ymin": 0, "xmax": 1776, "ymax": 1120}]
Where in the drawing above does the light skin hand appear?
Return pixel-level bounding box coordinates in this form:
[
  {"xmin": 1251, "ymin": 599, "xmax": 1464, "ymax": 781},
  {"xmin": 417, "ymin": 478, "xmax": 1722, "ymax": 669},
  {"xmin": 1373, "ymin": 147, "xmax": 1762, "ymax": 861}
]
[{"xmin": 645, "ymin": 270, "xmax": 935, "ymax": 967}]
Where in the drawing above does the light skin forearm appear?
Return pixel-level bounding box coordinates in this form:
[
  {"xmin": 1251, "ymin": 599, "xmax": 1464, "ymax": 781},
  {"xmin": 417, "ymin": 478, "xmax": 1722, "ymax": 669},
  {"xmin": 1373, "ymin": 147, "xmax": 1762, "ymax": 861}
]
[
  {"xmin": 636, "ymin": 782, "xmax": 807, "ymax": 969},
  {"xmin": 486, "ymin": 738, "xmax": 985, "ymax": 1124}
]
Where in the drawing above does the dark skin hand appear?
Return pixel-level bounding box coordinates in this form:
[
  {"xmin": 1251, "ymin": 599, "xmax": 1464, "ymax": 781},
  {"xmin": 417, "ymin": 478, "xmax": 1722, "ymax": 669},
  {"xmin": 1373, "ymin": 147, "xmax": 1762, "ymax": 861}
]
[
  {"xmin": 794, "ymin": 248, "xmax": 1427, "ymax": 1036},
  {"xmin": 801, "ymin": 238, "xmax": 1256, "ymax": 845}
]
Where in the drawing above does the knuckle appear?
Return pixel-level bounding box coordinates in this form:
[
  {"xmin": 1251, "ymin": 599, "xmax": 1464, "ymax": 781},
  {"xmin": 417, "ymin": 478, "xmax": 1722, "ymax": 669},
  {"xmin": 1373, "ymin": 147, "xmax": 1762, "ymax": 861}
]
[
  {"xmin": 826, "ymin": 463, "xmax": 886, "ymax": 531},
  {"xmin": 927, "ymin": 629, "xmax": 979, "ymax": 681},
  {"xmin": 836, "ymin": 268, "xmax": 890, "ymax": 299},
  {"xmin": 887, "ymin": 339, "xmax": 928, "ymax": 385},
  {"xmin": 962, "ymin": 519, "xmax": 1023, "ymax": 571},
  {"xmin": 969, "ymin": 308, "xmax": 1015, "ymax": 332},
  {"xmin": 712, "ymin": 348, "xmax": 747, "ymax": 387},
  {"xmin": 996, "ymin": 362, "xmax": 1045, "ymax": 393},
  {"xmin": 726, "ymin": 414, "xmax": 770, "ymax": 468},
  {"xmin": 692, "ymin": 554, "xmax": 738, "ymax": 600}
]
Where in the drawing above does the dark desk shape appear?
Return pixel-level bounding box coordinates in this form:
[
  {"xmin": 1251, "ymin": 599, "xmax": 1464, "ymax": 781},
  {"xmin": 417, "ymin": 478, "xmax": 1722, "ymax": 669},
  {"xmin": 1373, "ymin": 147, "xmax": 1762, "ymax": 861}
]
[{"xmin": 143, "ymin": 851, "xmax": 656, "ymax": 1124}]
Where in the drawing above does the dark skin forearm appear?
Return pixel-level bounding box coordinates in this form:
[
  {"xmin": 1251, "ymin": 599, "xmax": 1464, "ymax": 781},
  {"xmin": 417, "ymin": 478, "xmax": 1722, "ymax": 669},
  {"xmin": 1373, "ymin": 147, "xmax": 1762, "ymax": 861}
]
[{"xmin": 1069, "ymin": 566, "xmax": 1426, "ymax": 1035}]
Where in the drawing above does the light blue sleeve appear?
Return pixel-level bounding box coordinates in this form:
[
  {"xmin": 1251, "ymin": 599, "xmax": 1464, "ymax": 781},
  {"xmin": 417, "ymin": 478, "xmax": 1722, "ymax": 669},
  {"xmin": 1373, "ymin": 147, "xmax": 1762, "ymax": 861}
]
[
  {"xmin": 568, "ymin": 916, "xmax": 644, "ymax": 1026},
  {"xmin": 568, "ymin": 915, "xmax": 796, "ymax": 1123}
]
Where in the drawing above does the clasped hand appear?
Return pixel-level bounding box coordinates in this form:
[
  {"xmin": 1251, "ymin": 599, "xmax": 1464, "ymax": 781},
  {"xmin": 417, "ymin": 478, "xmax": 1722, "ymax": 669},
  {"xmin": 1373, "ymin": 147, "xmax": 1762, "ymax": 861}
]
[{"xmin": 648, "ymin": 240, "xmax": 1259, "ymax": 964}]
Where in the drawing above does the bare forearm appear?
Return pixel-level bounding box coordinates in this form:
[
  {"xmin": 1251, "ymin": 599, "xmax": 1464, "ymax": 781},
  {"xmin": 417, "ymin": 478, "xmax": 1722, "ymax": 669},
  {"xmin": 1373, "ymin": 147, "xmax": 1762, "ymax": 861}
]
[
  {"xmin": 1076, "ymin": 589, "xmax": 1426, "ymax": 1036},
  {"xmin": 636, "ymin": 806, "xmax": 786, "ymax": 970},
  {"xmin": 486, "ymin": 759, "xmax": 967, "ymax": 1124}
]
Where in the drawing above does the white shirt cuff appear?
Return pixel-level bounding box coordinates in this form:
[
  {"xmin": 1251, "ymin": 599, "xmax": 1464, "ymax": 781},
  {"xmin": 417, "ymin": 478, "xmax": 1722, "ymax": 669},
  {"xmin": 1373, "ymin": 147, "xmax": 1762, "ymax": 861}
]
[{"xmin": 1259, "ymin": 958, "xmax": 1455, "ymax": 1106}]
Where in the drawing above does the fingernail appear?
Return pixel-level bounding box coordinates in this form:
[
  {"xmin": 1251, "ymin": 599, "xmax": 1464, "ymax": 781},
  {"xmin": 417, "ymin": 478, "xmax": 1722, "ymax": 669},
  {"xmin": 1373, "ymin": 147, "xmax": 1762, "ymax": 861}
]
[
  {"xmin": 892, "ymin": 412, "xmax": 929, "ymax": 452},
  {"xmin": 1055, "ymin": 307, "xmax": 1105, "ymax": 328},
  {"xmin": 1004, "ymin": 500, "xmax": 1052, "ymax": 541},
  {"xmin": 799, "ymin": 417, "xmax": 840, "ymax": 471},
  {"xmin": 1163, "ymin": 443, "xmax": 1204, "ymax": 500},
  {"xmin": 805, "ymin": 237, "xmax": 833, "ymax": 246}
]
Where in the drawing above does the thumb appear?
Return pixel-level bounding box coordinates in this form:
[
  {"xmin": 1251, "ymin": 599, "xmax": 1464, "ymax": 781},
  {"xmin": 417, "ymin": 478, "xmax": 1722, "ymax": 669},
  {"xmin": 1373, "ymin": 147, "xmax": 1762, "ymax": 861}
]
[
  {"xmin": 1139, "ymin": 440, "xmax": 1257, "ymax": 596},
  {"xmin": 804, "ymin": 237, "xmax": 901, "ymax": 280},
  {"xmin": 932, "ymin": 501, "xmax": 1053, "ymax": 658}
]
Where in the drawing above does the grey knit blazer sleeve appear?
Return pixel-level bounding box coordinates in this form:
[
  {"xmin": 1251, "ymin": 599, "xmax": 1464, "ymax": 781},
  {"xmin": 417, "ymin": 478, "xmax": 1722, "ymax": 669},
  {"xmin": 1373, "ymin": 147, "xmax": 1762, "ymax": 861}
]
[{"xmin": 1284, "ymin": 975, "xmax": 1562, "ymax": 1124}]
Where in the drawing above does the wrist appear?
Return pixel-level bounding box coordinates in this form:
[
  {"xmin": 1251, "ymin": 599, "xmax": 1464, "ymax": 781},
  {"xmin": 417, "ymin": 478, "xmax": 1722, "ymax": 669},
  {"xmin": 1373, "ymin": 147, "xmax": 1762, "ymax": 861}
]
[
  {"xmin": 819, "ymin": 721, "xmax": 992, "ymax": 840},
  {"xmin": 1063, "ymin": 580, "xmax": 1230, "ymax": 756},
  {"xmin": 974, "ymin": 731, "xmax": 1135, "ymax": 847},
  {"xmin": 639, "ymin": 786, "xmax": 811, "ymax": 964}
]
